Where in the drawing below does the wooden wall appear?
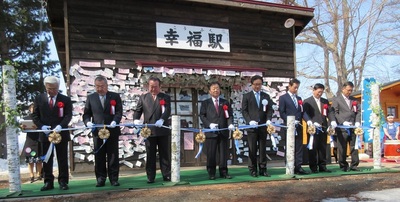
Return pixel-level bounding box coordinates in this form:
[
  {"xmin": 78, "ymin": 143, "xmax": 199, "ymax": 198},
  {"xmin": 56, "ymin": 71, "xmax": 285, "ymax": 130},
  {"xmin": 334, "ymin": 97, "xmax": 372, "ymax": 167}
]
[{"xmin": 66, "ymin": 0, "xmax": 296, "ymax": 77}]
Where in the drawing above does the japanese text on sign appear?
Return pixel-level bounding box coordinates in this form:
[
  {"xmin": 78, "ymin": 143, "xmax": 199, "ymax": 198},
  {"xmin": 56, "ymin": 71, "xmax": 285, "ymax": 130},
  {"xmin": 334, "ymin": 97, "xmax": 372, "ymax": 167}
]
[{"xmin": 156, "ymin": 22, "xmax": 230, "ymax": 52}]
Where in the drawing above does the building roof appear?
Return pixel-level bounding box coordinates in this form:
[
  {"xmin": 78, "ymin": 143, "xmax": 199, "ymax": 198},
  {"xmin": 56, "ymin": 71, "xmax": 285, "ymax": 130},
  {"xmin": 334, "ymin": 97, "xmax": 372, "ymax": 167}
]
[{"xmin": 353, "ymin": 79, "xmax": 400, "ymax": 98}]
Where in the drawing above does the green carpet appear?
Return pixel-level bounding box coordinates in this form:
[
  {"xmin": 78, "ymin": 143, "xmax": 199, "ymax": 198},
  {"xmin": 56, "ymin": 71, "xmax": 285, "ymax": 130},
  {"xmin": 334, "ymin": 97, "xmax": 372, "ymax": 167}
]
[{"xmin": 0, "ymin": 165, "xmax": 398, "ymax": 199}]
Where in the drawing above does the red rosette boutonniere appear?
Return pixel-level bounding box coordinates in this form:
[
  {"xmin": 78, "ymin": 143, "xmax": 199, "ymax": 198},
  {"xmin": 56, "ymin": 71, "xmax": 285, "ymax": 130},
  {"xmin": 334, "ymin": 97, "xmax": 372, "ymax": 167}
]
[
  {"xmin": 323, "ymin": 104, "xmax": 328, "ymax": 116},
  {"xmin": 223, "ymin": 104, "xmax": 229, "ymax": 118},
  {"xmin": 57, "ymin": 102, "xmax": 64, "ymax": 117},
  {"xmin": 352, "ymin": 101, "xmax": 357, "ymax": 113},
  {"xmin": 160, "ymin": 99, "xmax": 166, "ymax": 114},
  {"xmin": 298, "ymin": 100, "xmax": 303, "ymax": 112},
  {"xmin": 110, "ymin": 100, "xmax": 116, "ymax": 115}
]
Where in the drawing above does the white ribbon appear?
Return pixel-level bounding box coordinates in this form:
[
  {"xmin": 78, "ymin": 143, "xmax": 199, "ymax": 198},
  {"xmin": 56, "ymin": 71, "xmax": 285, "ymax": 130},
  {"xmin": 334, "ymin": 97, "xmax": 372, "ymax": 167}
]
[
  {"xmin": 59, "ymin": 108, "xmax": 64, "ymax": 117},
  {"xmin": 161, "ymin": 105, "xmax": 165, "ymax": 114},
  {"xmin": 111, "ymin": 106, "xmax": 115, "ymax": 115},
  {"xmin": 307, "ymin": 135, "xmax": 314, "ymax": 150},
  {"xmin": 43, "ymin": 143, "xmax": 55, "ymax": 163},
  {"xmin": 262, "ymin": 99, "xmax": 268, "ymax": 112},
  {"xmin": 224, "ymin": 109, "xmax": 229, "ymax": 118},
  {"xmin": 270, "ymin": 134, "xmax": 277, "ymax": 150},
  {"xmin": 355, "ymin": 135, "xmax": 361, "ymax": 150},
  {"xmin": 195, "ymin": 143, "xmax": 203, "ymax": 158},
  {"xmin": 322, "ymin": 108, "xmax": 327, "ymax": 116}
]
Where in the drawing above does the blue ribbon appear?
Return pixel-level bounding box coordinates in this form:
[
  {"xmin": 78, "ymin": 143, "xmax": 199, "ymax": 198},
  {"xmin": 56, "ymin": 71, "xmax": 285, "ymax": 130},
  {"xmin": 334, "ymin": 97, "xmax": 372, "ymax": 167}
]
[
  {"xmin": 195, "ymin": 143, "xmax": 203, "ymax": 158},
  {"xmin": 234, "ymin": 139, "xmax": 241, "ymax": 155},
  {"xmin": 94, "ymin": 139, "xmax": 108, "ymax": 154}
]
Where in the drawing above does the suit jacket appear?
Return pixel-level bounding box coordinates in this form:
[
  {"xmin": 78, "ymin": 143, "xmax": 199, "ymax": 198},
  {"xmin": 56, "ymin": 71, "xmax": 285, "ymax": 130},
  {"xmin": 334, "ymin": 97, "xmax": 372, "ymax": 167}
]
[
  {"xmin": 199, "ymin": 97, "xmax": 233, "ymax": 138},
  {"xmin": 83, "ymin": 91, "xmax": 123, "ymax": 136},
  {"xmin": 133, "ymin": 92, "xmax": 171, "ymax": 137},
  {"xmin": 279, "ymin": 92, "xmax": 308, "ymax": 123},
  {"xmin": 303, "ymin": 96, "xmax": 335, "ymax": 128},
  {"xmin": 32, "ymin": 93, "xmax": 73, "ymax": 142},
  {"xmin": 242, "ymin": 91, "xmax": 273, "ymax": 126},
  {"xmin": 331, "ymin": 94, "xmax": 361, "ymax": 124}
]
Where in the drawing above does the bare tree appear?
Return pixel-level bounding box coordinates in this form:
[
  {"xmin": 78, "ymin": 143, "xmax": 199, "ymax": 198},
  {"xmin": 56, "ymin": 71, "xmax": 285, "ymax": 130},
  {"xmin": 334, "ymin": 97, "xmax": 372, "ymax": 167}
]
[{"xmin": 290, "ymin": 0, "xmax": 399, "ymax": 98}]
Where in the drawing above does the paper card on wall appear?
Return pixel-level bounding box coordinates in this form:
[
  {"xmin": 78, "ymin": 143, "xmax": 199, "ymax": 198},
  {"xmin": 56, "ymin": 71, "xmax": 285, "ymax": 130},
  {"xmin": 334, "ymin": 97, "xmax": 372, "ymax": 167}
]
[
  {"xmin": 243, "ymin": 147, "xmax": 249, "ymax": 152},
  {"xmin": 276, "ymin": 150, "xmax": 285, "ymax": 157},
  {"xmin": 87, "ymin": 154, "xmax": 94, "ymax": 162},
  {"xmin": 104, "ymin": 59, "xmax": 116, "ymax": 65},
  {"xmin": 135, "ymin": 161, "xmax": 142, "ymax": 167},
  {"xmin": 184, "ymin": 132, "xmax": 194, "ymax": 150},
  {"xmin": 115, "ymin": 73, "xmax": 126, "ymax": 80},
  {"xmin": 74, "ymin": 153, "xmax": 85, "ymax": 160},
  {"xmin": 123, "ymin": 160, "xmax": 134, "ymax": 168},
  {"xmin": 102, "ymin": 68, "xmax": 114, "ymax": 78},
  {"xmin": 138, "ymin": 153, "xmax": 146, "ymax": 159},
  {"xmin": 243, "ymin": 152, "xmax": 249, "ymax": 157},
  {"xmin": 79, "ymin": 61, "xmax": 101, "ymax": 68}
]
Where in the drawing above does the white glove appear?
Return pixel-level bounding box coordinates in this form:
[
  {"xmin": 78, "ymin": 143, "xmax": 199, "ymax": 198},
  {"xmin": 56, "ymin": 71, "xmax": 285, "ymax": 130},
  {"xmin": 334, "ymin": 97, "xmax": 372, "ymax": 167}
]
[
  {"xmin": 209, "ymin": 123, "xmax": 218, "ymax": 129},
  {"xmin": 110, "ymin": 121, "xmax": 117, "ymax": 128},
  {"xmin": 331, "ymin": 121, "xmax": 337, "ymax": 129},
  {"xmin": 228, "ymin": 124, "xmax": 235, "ymax": 131},
  {"xmin": 54, "ymin": 125, "xmax": 62, "ymax": 133},
  {"xmin": 294, "ymin": 120, "xmax": 300, "ymax": 125},
  {"xmin": 133, "ymin": 119, "xmax": 142, "ymax": 126},
  {"xmin": 86, "ymin": 122, "xmax": 94, "ymax": 128},
  {"xmin": 355, "ymin": 122, "xmax": 361, "ymax": 127},
  {"xmin": 343, "ymin": 121, "xmax": 352, "ymax": 126},
  {"xmin": 307, "ymin": 121, "xmax": 313, "ymax": 126},
  {"xmin": 249, "ymin": 121, "xmax": 258, "ymax": 126},
  {"xmin": 314, "ymin": 122, "xmax": 322, "ymax": 127},
  {"xmin": 155, "ymin": 119, "xmax": 164, "ymax": 127},
  {"xmin": 266, "ymin": 120, "xmax": 272, "ymax": 126},
  {"xmin": 41, "ymin": 125, "xmax": 51, "ymax": 135}
]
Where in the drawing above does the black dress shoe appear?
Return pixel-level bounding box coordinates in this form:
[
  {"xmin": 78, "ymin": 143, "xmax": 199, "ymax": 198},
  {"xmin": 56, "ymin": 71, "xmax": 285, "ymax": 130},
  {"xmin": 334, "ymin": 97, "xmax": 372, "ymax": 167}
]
[
  {"xmin": 250, "ymin": 171, "xmax": 258, "ymax": 177},
  {"xmin": 350, "ymin": 167, "xmax": 361, "ymax": 171},
  {"xmin": 59, "ymin": 182, "xmax": 69, "ymax": 190},
  {"xmin": 96, "ymin": 181, "xmax": 105, "ymax": 187},
  {"xmin": 295, "ymin": 168, "xmax": 310, "ymax": 175},
  {"xmin": 259, "ymin": 171, "xmax": 271, "ymax": 177},
  {"xmin": 147, "ymin": 179, "xmax": 155, "ymax": 184},
  {"xmin": 40, "ymin": 182, "xmax": 54, "ymax": 191},
  {"xmin": 340, "ymin": 167, "xmax": 349, "ymax": 172},
  {"xmin": 111, "ymin": 181, "xmax": 120, "ymax": 186},
  {"xmin": 163, "ymin": 176, "xmax": 171, "ymax": 181},
  {"xmin": 209, "ymin": 175, "xmax": 216, "ymax": 180},
  {"xmin": 311, "ymin": 170, "xmax": 319, "ymax": 173},
  {"xmin": 319, "ymin": 168, "xmax": 332, "ymax": 173},
  {"xmin": 220, "ymin": 174, "xmax": 232, "ymax": 179}
]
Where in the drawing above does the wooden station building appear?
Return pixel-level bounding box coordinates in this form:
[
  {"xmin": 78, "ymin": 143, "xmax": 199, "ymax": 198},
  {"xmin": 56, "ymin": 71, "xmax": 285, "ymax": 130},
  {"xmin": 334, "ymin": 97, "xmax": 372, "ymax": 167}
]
[{"xmin": 47, "ymin": 0, "xmax": 314, "ymax": 170}]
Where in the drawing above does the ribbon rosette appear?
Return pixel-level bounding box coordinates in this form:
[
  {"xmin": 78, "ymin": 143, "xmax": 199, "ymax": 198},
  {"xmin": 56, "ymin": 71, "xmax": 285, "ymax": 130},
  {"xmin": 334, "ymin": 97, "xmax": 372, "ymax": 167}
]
[
  {"xmin": 354, "ymin": 127, "xmax": 363, "ymax": 150},
  {"xmin": 267, "ymin": 124, "xmax": 276, "ymax": 134},
  {"xmin": 57, "ymin": 102, "xmax": 64, "ymax": 117},
  {"xmin": 110, "ymin": 100, "xmax": 116, "ymax": 115},
  {"xmin": 298, "ymin": 100, "xmax": 303, "ymax": 112},
  {"xmin": 195, "ymin": 130, "xmax": 206, "ymax": 158},
  {"xmin": 48, "ymin": 131, "xmax": 62, "ymax": 144},
  {"xmin": 232, "ymin": 127, "xmax": 243, "ymax": 140},
  {"xmin": 160, "ymin": 99, "xmax": 166, "ymax": 114},
  {"xmin": 352, "ymin": 101, "xmax": 357, "ymax": 112},
  {"xmin": 223, "ymin": 105, "xmax": 229, "ymax": 118},
  {"xmin": 140, "ymin": 124, "xmax": 152, "ymax": 138},
  {"xmin": 262, "ymin": 99, "xmax": 268, "ymax": 112},
  {"xmin": 323, "ymin": 104, "xmax": 328, "ymax": 116},
  {"xmin": 98, "ymin": 125, "xmax": 110, "ymax": 139}
]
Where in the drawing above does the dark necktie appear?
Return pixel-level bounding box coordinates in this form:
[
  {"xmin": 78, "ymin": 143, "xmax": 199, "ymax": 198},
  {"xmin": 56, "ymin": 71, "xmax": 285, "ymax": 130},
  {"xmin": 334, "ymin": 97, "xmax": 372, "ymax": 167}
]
[{"xmin": 49, "ymin": 96, "xmax": 54, "ymax": 109}]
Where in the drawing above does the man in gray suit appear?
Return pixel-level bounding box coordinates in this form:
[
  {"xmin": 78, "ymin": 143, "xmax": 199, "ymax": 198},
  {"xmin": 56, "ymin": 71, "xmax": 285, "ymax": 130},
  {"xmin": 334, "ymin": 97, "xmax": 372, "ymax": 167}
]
[
  {"xmin": 331, "ymin": 81, "xmax": 361, "ymax": 172},
  {"xmin": 133, "ymin": 77, "xmax": 171, "ymax": 183},
  {"xmin": 83, "ymin": 75, "xmax": 123, "ymax": 187}
]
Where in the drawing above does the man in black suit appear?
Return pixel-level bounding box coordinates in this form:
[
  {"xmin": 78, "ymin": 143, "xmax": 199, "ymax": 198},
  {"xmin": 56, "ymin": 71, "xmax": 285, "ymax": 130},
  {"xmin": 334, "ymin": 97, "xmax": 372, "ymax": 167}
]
[
  {"xmin": 242, "ymin": 75, "xmax": 274, "ymax": 177},
  {"xmin": 279, "ymin": 78, "xmax": 309, "ymax": 175},
  {"xmin": 199, "ymin": 81, "xmax": 234, "ymax": 180},
  {"xmin": 83, "ymin": 75, "xmax": 123, "ymax": 187},
  {"xmin": 303, "ymin": 83, "xmax": 335, "ymax": 173},
  {"xmin": 31, "ymin": 76, "xmax": 72, "ymax": 191},
  {"xmin": 133, "ymin": 77, "xmax": 171, "ymax": 183},
  {"xmin": 331, "ymin": 81, "xmax": 361, "ymax": 172}
]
